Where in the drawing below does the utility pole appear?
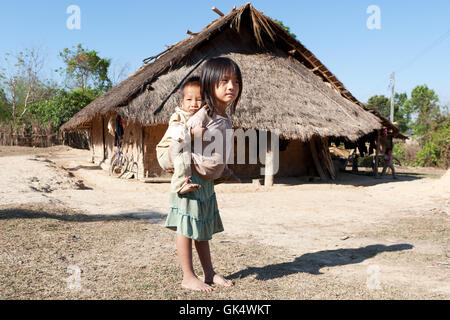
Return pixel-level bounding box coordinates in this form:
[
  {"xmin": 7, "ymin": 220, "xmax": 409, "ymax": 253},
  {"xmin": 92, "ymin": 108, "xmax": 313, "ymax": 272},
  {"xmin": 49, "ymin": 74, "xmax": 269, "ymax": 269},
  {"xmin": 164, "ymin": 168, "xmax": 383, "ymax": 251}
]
[{"xmin": 390, "ymin": 72, "xmax": 395, "ymax": 122}]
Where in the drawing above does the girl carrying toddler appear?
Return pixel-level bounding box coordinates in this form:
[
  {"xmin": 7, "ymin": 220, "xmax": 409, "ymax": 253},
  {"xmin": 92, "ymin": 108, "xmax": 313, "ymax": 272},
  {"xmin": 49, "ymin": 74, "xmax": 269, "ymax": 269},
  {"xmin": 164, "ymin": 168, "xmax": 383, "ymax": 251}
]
[{"xmin": 164, "ymin": 57, "xmax": 242, "ymax": 292}]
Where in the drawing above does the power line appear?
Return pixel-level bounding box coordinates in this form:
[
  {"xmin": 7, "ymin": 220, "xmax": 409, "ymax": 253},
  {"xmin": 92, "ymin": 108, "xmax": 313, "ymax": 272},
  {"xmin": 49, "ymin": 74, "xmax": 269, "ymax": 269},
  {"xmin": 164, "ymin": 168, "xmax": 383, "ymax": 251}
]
[{"xmin": 396, "ymin": 28, "xmax": 450, "ymax": 74}]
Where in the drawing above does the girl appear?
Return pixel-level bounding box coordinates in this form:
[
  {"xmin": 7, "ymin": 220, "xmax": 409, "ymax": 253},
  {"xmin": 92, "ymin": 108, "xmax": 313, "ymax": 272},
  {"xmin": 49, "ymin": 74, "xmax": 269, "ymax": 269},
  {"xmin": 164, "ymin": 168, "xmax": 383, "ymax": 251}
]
[{"xmin": 164, "ymin": 57, "xmax": 242, "ymax": 292}]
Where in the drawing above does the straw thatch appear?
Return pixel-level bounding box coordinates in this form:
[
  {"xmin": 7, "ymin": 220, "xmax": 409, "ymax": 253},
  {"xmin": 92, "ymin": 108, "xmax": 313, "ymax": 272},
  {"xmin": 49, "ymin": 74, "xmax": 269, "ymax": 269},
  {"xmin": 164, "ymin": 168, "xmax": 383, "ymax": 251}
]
[{"xmin": 61, "ymin": 3, "xmax": 386, "ymax": 141}]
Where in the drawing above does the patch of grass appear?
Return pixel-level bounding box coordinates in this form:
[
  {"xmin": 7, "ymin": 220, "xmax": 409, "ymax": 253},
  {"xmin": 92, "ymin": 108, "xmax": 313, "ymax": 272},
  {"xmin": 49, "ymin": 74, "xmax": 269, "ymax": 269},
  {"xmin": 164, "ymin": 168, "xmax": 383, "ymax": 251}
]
[{"xmin": 0, "ymin": 203, "xmax": 448, "ymax": 300}]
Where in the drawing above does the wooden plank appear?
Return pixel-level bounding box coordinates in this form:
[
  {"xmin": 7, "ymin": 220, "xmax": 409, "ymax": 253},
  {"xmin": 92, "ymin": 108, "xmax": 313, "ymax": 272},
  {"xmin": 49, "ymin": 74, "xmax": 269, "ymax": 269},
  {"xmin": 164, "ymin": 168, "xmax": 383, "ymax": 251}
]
[
  {"xmin": 374, "ymin": 129, "xmax": 381, "ymax": 178},
  {"xmin": 102, "ymin": 116, "xmax": 106, "ymax": 161},
  {"xmin": 212, "ymin": 6, "xmax": 224, "ymax": 16},
  {"xmin": 320, "ymin": 137, "xmax": 336, "ymax": 180},
  {"xmin": 264, "ymin": 131, "xmax": 274, "ymax": 187},
  {"xmin": 309, "ymin": 136, "xmax": 328, "ymax": 181}
]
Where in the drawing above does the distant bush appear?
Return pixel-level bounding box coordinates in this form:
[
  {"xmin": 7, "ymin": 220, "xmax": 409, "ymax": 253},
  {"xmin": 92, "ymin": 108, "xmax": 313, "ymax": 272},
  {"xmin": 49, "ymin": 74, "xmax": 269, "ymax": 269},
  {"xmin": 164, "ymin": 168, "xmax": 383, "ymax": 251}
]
[
  {"xmin": 414, "ymin": 118, "xmax": 449, "ymax": 168},
  {"xmin": 29, "ymin": 88, "xmax": 97, "ymax": 130},
  {"xmin": 394, "ymin": 141, "xmax": 420, "ymax": 167}
]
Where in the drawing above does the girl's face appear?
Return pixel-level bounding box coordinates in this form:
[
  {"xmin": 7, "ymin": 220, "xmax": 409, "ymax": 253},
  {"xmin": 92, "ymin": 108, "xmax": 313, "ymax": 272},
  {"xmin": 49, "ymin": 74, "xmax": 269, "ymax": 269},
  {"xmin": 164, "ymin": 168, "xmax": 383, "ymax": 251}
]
[{"xmin": 214, "ymin": 70, "xmax": 240, "ymax": 110}]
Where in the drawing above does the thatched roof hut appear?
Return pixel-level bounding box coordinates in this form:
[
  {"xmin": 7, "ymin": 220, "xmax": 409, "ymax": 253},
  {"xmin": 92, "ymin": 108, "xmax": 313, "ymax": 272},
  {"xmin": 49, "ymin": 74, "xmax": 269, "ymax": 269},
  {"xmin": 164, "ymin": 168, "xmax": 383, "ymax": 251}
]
[
  {"xmin": 61, "ymin": 3, "xmax": 385, "ymax": 137},
  {"xmin": 61, "ymin": 3, "xmax": 399, "ymax": 181}
]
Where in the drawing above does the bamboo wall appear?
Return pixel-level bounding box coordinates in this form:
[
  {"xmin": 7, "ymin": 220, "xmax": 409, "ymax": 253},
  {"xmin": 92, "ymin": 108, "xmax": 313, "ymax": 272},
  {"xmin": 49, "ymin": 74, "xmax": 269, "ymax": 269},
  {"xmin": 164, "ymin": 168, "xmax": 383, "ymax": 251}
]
[{"xmin": 90, "ymin": 118, "xmax": 317, "ymax": 180}]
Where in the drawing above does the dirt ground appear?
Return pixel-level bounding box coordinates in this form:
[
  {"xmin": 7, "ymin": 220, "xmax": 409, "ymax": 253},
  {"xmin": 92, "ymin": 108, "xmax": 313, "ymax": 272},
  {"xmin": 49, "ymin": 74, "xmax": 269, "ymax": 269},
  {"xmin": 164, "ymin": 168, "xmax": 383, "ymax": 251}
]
[{"xmin": 0, "ymin": 145, "xmax": 448, "ymax": 300}]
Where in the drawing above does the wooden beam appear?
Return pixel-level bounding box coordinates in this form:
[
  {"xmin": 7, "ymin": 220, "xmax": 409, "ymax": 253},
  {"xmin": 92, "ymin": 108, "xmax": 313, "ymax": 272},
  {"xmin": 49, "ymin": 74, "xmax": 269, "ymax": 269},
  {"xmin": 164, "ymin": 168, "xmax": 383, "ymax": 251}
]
[
  {"xmin": 374, "ymin": 129, "xmax": 381, "ymax": 178},
  {"xmin": 264, "ymin": 131, "xmax": 274, "ymax": 187},
  {"xmin": 310, "ymin": 136, "xmax": 328, "ymax": 181},
  {"xmin": 212, "ymin": 6, "xmax": 224, "ymax": 17},
  {"xmin": 102, "ymin": 116, "xmax": 106, "ymax": 161},
  {"xmin": 319, "ymin": 137, "xmax": 336, "ymax": 180}
]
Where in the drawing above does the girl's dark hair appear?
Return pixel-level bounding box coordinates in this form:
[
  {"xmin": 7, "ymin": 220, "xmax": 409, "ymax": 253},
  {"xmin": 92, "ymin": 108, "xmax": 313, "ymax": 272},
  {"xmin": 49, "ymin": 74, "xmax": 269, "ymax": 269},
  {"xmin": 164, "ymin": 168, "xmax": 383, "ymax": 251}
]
[{"xmin": 200, "ymin": 57, "xmax": 242, "ymax": 116}]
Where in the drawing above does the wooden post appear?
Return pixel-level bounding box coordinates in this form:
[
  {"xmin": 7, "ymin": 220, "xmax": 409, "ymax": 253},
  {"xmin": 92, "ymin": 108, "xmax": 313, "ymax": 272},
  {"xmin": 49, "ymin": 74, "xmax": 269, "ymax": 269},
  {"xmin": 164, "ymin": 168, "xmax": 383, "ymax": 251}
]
[
  {"xmin": 310, "ymin": 136, "xmax": 328, "ymax": 181},
  {"xmin": 374, "ymin": 129, "xmax": 381, "ymax": 178},
  {"xmin": 140, "ymin": 126, "xmax": 145, "ymax": 180},
  {"xmin": 212, "ymin": 6, "xmax": 224, "ymax": 16},
  {"xmin": 264, "ymin": 131, "xmax": 274, "ymax": 187},
  {"xmin": 320, "ymin": 137, "xmax": 336, "ymax": 180},
  {"xmin": 102, "ymin": 116, "xmax": 106, "ymax": 161},
  {"xmin": 390, "ymin": 72, "xmax": 395, "ymax": 122},
  {"xmin": 89, "ymin": 128, "xmax": 94, "ymax": 163}
]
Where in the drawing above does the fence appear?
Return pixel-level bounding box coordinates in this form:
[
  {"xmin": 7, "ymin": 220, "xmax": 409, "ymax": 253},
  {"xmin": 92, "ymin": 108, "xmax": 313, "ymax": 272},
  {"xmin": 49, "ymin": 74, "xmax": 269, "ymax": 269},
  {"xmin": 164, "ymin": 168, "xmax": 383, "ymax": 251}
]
[{"xmin": 0, "ymin": 124, "xmax": 89, "ymax": 149}]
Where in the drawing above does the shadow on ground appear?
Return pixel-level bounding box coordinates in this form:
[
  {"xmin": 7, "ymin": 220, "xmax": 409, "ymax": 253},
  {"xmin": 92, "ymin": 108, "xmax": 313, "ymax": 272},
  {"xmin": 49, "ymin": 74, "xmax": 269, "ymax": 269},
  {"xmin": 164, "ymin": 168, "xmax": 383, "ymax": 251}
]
[
  {"xmin": 255, "ymin": 171, "xmax": 430, "ymax": 188},
  {"xmin": 62, "ymin": 165, "xmax": 103, "ymax": 171},
  {"xmin": 228, "ymin": 244, "xmax": 414, "ymax": 279},
  {"xmin": 0, "ymin": 206, "xmax": 167, "ymax": 223}
]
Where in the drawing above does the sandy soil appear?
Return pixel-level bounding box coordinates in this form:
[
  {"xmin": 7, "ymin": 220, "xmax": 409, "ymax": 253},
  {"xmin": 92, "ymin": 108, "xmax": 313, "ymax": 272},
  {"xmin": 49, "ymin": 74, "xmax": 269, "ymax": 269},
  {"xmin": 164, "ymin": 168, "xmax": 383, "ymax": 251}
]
[{"xmin": 0, "ymin": 145, "xmax": 448, "ymax": 299}]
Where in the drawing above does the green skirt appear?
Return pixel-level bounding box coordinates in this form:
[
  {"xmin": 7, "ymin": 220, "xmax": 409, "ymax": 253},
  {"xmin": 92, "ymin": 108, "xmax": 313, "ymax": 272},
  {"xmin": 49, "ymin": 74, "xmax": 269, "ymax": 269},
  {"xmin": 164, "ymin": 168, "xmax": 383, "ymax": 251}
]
[{"xmin": 165, "ymin": 174, "xmax": 224, "ymax": 241}]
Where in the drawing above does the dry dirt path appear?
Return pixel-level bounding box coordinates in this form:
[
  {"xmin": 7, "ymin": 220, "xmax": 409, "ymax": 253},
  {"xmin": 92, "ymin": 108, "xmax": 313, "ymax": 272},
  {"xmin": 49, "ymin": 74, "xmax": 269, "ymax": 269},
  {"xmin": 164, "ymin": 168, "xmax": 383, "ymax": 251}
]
[{"xmin": 0, "ymin": 146, "xmax": 448, "ymax": 299}]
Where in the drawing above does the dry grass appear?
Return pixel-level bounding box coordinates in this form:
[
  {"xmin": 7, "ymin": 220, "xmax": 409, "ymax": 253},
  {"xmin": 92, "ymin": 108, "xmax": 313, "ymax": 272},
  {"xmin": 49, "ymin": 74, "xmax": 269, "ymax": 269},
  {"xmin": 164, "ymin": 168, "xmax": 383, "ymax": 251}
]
[{"xmin": 1, "ymin": 202, "xmax": 448, "ymax": 300}]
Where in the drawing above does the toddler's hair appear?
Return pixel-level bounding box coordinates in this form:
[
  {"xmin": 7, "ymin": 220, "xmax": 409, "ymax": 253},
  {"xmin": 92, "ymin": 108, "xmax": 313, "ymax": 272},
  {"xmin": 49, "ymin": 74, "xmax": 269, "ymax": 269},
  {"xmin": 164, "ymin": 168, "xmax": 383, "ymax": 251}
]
[
  {"xmin": 200, "ymin": 57, "xmax": 242, "ymax": 116},
  {"xmin": 180, "ymin": 76, "xmax": 201, "ymax": 98}
]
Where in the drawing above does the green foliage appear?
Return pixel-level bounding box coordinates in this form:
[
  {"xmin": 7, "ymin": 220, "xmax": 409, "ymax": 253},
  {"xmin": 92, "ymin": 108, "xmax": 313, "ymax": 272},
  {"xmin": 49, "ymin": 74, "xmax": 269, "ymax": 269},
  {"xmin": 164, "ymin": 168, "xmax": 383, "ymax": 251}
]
[
  {"xmin": 406, "ymin": 85, "xmax": 441, "ymax": 137},
  {"xmin": 0, "ymin": 87, "xmax": 11, "ymax": 121},
  {"xmin": 59, "ymin": 44, "xmax": 112, "ymax": 92},
  {"xmin": 414, "ymin": 117, "xmax": 449, "ymax": 168},
  {"xmin": 366, "ymin": 93, "xmax": 412, "ymax": 133},
  {"xmin": 367, "ymin": 84, "xmax": 448, "ymax": 168},
  {"xmin": 29, "ymin": 89, "xmax": 97, "ymax": 129},
  {"xmin": 274, "ymin": 19, "xmax": 297, "ymax": 39}
]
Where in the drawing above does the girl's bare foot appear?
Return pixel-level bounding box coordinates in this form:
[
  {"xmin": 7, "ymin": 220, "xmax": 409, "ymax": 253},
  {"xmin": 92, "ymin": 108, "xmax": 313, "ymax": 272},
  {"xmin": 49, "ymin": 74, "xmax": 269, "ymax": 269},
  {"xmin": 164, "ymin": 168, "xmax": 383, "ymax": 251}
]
[
  {"xmin": 203, "ymin": 273, "xmax": 234, "ymax": 287},
  {"xmin": 179, "ymin": 183, "xmax": 201, "ymax": 194},
  {"xmin": 182, "ymin": 276, "xmax": 215, "ymax": 292}
]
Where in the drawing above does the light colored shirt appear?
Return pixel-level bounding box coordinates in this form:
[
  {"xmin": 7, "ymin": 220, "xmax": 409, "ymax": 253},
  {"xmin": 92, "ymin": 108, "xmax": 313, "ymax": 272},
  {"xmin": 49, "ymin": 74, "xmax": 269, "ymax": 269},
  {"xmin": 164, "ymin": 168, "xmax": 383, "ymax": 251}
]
[
  {"xmin": 156, "ymin": 106, "xmax": 192, "ymax": 149},
  {"xmin": 187, "ymin": 106, "xmax": 233, "ymax": 181}
]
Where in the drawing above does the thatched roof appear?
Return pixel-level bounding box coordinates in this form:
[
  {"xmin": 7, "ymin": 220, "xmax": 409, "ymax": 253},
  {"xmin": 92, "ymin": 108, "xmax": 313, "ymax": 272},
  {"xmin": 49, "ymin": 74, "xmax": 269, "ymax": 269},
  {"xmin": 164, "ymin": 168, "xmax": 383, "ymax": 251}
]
[{"xmin": 61, "ymin": 3, "xmax": 390, "ymax": 141}]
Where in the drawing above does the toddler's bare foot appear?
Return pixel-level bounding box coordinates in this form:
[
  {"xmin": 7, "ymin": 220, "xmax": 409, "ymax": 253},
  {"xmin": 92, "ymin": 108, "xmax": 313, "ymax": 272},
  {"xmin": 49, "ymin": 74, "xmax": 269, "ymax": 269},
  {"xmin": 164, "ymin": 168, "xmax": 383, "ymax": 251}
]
[
  {"xmin": 182, "ymin": 276, "xmax": 215, "ymax": 293},
  {"xmin": 203, "ymin": 273, "xmax": 234, "ymax": 287},
  {"xmin": 179, "ymin": 183, "xmax": 201, "ymax": 194}
]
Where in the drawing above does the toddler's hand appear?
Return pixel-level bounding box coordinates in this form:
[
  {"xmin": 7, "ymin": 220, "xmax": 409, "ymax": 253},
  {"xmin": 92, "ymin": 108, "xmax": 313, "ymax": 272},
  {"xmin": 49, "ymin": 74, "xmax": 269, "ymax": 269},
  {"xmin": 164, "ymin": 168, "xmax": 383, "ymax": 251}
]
[{"xmin": 191, "ymin": 127, "xmax": 206, "ymax": 138}]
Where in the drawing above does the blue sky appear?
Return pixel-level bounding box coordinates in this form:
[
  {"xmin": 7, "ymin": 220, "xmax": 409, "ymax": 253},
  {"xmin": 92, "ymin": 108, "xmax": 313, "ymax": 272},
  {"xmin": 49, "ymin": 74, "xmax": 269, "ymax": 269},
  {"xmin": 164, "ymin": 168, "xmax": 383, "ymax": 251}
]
[{"xmin": 1, "ymin": 0, "xmax": 449, "ymax": 105}]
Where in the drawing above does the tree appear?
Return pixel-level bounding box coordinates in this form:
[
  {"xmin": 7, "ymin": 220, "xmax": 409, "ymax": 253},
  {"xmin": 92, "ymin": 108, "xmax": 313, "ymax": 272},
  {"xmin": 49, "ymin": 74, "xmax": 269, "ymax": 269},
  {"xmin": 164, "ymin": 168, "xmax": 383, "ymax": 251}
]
[
  {"xmin": 108, "ymin": 60, "xmax": 130, "ymax": 87},
  {"xmin": 414, "ymin": 115, "xmax": 449, "ymax": 168},
  {"xmin": 0, "ymin": 87, "xmax": 10, "ymax": 121},
  {"xmin": 29, "ymin": 88, "xmax": 97, "ymax": 129},
  {"xmin": 406, "ymin": 85, "xmax": 441, "ymax": 137},
  {"xmin": 59, "ymin": 44, "xmax": 112, "ymax": 92},
  {"xmin": 274, "ymin": 19, "xmax": 297, "ymax": 39},
  {"xmin": 0, "ymin": 48, "xmax": 54, "ymax": 127},
  {"xmin": 366, "ymin": 93, "xmax": 412, "ymax": 133}
]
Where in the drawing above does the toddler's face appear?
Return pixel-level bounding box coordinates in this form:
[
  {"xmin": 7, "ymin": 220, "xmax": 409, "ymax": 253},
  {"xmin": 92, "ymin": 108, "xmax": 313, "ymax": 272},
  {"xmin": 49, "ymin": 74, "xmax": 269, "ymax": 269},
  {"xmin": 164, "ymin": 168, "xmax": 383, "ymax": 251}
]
[{"xmin": 181, "ymin": 84, "xmax": 202, "ymax": 114}]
